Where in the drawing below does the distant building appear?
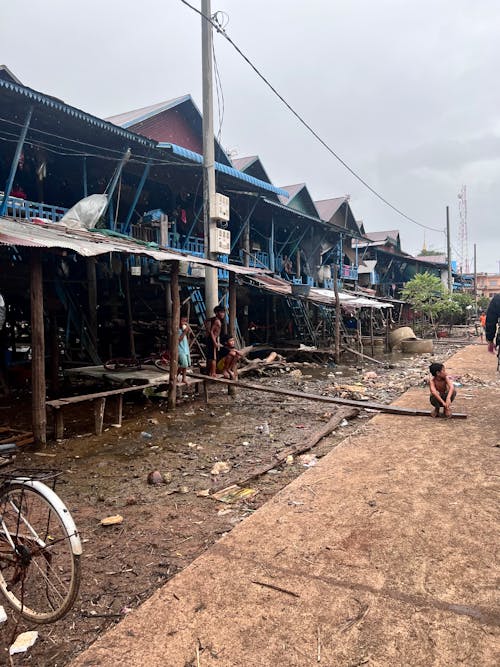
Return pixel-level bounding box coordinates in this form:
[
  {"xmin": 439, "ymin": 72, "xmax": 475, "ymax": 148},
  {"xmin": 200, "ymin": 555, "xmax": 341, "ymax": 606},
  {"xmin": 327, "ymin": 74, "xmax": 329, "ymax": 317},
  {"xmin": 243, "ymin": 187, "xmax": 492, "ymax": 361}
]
[{"xmin": 476, "ymin": 273, "xmax": 500, "ymax": 298}]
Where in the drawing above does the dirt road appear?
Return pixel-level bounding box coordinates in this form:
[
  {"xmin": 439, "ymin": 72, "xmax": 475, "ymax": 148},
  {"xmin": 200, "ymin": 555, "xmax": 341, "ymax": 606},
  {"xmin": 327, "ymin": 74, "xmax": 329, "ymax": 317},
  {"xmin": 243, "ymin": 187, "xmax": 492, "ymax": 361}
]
[{"xmin": 64, "ymin": 344, "xmax": 499, "ymax": 666}]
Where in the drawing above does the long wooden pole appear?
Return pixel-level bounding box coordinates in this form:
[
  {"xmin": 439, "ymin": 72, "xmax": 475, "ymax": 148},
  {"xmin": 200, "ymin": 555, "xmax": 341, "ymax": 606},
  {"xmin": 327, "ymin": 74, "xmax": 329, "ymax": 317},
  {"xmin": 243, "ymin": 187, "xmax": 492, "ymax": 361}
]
[
  {"xmin": 333, "ymin": 264, "xmax": 341, "ymax": 364},
  {"xmin": 30, "ymin": 249, "xmax": 47, "ymax": 446},
  {"xmin": 122, "ymin": 259, "xmax": 135, "ymax": 358},
  {"xmin": 190, "ymin": 373, "xmax": 467, "ymax": 418},
  {"xmin": 228, "ymin": 271, "xmax": 236, "ymax": 338},
  {"xmin": 167, "ymin": 261, "xmax": 180, "ymax": 411}
]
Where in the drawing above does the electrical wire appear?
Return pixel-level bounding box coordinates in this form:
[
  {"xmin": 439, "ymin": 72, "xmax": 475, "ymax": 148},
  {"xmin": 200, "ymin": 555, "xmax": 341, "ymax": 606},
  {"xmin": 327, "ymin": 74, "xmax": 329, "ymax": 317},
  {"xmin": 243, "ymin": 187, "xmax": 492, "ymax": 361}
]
[{"xmin": 179, "ymin": 0, "xmax": 444, "ymax": 234}]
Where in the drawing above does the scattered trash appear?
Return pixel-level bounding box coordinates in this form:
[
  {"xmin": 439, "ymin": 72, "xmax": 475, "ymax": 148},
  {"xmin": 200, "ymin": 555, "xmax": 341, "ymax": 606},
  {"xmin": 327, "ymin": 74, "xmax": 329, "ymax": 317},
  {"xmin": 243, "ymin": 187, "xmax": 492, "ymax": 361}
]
[
  {"xmin": 290, "ymin": 369, "xmax": 303, "ymax": 378},
  {"xmin": 196, "ymin": 489, "xmax": 210, "ymax": 497},
  {"xmin": 10, "ymin": 631, "xmax": 39, "ymax": 656},
  {"xmin": 340, "ymin": 419, "xmax": 349, "ymax": 427},
  {"xmin": 256, "ymin": 422, "xmax": 270, "ymax": 435},
  {"xmin": 120, "ymin": 606, "xmax": 133, "ymax": 615},
  {"xmin": 295, "ymin": 424, "xmax": 306, "ymax": 429},
  {"xmin": 217, "ymin": 508, "xmax": 233, "ymax": 516},
  {"xmin": 210, "ymin": 461, "xmax": 231, "ymax": 475},
  {"xmin": 179, "ymin": 485, "xmax": 190, "ymax": 494},
  {"xmin": 148, "ymin": 418, "xmax": 159, "ymax": 425},
  {"xmin": 147, "ymin": 470, "xmax": 164, "ymax": 485},
  {"xmin": 141, "ymin": 431, "xmax": 153, "ymax": 440},
  {"xmin": 285, "ymin": 455, "xmax": 294, "ymax": 465},
  {"xmin": 364, "ymin": 371, "xmax": 378, "ymax": 380},
  {"xmin": 242, "ymin": 440, "xmax": 250, "ymax": 446},
  {"xmin": 212, "ymin": 485, "xmax": 258, "ymax": 503},
  {"xmin": 100, "ymin": 515, "xmax": 124, "ymax": 526},
  {"xmin": 299, "ymin": 453, "xmax": 318, "ymax": 468},
  {"xmin": 0, "ymin": 605, "xmax": 7, "ymax": 624}
]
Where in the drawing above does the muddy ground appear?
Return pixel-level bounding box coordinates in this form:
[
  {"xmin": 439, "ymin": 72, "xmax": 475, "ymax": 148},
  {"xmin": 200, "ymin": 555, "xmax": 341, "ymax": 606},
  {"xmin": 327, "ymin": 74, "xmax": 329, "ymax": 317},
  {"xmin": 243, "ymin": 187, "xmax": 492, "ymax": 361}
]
[{"xmin": 0, "ymin": 343, "xmax": 479, "ymax": 666}]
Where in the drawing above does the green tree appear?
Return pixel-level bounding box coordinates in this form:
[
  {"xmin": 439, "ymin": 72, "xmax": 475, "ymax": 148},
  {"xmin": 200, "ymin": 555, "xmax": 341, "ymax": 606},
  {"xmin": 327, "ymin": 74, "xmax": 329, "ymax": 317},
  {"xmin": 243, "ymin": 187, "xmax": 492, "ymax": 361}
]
[{"xmin": 401, "ymin": 272, "xmax": 447, "ymax": 325}]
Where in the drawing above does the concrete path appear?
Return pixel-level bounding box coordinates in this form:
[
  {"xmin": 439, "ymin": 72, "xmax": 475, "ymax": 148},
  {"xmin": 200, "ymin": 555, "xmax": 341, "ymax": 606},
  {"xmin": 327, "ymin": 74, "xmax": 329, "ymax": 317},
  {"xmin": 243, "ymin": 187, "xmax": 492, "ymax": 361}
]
[{"xmin": 71, "ymin": 345, "xmax": 499, "ymax": 667}]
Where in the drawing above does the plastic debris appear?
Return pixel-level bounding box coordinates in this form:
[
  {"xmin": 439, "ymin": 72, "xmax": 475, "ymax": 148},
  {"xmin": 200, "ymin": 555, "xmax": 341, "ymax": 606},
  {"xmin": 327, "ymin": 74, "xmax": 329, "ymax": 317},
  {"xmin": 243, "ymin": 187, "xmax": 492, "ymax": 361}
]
[
  {"xmin": 299, "ymin": 453, "xmax": 318, "ymax": 468},
  {"xmin": 196, "ymin": 489, "xmax": 210, "ymax": 497},
  {"xmin": 0, "ymin": 605, "xmax": 7, "ymax": 624},
  {"xmin": 210, "ymin": 461, "xmax": 231, "ymax": 475},
  {"xmin": 141, "ymin": 431, "xmax": 153, "ymax": 440},
  {"xmin": 256, "ymin": 422, "xmax": 270, "ymax": 435},
  {"xmin": 340, "ymin": 419, "xmax": 349, "ymax": 427},
  {"xmin": 212, "ymin": 485, "xmax": 258, "ymax": 503},
  {"xmin": 9, "ymin": 631, "xmax": 39, "ymax": 655},
  {"xmin": 100, "ymin": 515, "xmax": 124, "ymax": 526},
  {"xmin": 285, "ymin": 455, "xmax": 294, "ymax": 465}
]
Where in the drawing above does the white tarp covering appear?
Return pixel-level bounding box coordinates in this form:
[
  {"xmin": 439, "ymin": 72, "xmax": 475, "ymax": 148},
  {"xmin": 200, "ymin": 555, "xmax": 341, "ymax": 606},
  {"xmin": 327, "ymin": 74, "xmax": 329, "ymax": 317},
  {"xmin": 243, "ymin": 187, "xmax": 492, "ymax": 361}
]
[{"xmin": 60, "ymin": 194, "xmax": 108, "ymax": 230}]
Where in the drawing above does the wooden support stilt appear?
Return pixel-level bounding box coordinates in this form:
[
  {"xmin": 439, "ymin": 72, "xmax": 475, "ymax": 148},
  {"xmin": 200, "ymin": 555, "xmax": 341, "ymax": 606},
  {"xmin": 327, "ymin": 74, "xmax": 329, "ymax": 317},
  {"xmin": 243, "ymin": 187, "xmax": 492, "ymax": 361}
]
[
  {"xmin": 203, "ymin": 380, "xmax": 209, "ymax": 404},
  {"xmin": 94, "ymin": 397, "xmax": 106, "ymax": 435},
  {"xmin": 54, "ymin": 408, "xmax": 64, "ymax": 440},
  {"xmin": 228, "ymin": 272, "xmax": 237, "ymax": 397},
  {"xmin": 30, "ymin": 249, "xmax": 47, "ymax": 446},
  {"xmin": 123, "ymin": 259, "xmax": 136, "ymax": 359},
  {"xmin": 113, "ymin": 394, "xmax": 124, "ymax": 426},
  {"xmin": 333, "ymin": 264, "xmax": 341, "ymax": 364},
  {"xmin": 167, "ymin": 261, "xmax": 180, "ymax": 411},
  {"xmin": 87, "ymin": 257, "xmax": 98, "ymax": 350}
]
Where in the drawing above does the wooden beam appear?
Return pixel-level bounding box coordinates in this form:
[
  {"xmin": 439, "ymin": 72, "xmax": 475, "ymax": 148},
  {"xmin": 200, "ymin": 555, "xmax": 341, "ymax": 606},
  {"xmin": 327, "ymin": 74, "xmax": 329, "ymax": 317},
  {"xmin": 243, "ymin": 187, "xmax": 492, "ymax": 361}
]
[
  {"xmin": 189, "ymin": 373, "xmax": 467, "ymax": 419},
  {"xmin": 167, "ymin": 261, "xmax": 180, "ymax": 411},
  {"xmin": 341, "ymin": 345, "xmax": 385, "ymax": 365},
  {"xmin": 333, "ymin": 264, "xmax": 341, "ymax": 364},
  {"xmin": 30, "ymin": 249, "xmax": 47, "ymax": 446}
]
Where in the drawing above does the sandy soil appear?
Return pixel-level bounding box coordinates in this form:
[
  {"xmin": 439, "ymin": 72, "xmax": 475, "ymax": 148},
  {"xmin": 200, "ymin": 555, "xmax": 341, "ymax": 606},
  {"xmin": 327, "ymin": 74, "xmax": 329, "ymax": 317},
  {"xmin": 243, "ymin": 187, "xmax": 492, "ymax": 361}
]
[{"xmin": 1, "ymin": 343, "xmax": 496, "ymax": 666}]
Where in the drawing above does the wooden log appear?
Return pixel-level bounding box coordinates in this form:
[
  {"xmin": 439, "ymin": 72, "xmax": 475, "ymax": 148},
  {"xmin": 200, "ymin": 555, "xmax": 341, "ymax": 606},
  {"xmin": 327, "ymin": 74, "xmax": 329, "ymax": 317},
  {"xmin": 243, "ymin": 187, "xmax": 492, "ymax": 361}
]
[
  {"xmin": 167, "ymin": 261, "xmax": 180, "ymax": 411},
  {"xmin": 341, "ymin": 345, "xmax": 385, "ymax": 366},
  {"xmin": 212, "ymin": 406, "xmax": 358, "ymax": 491},
  {"xmin": 94, "ymin": 397, "xmax": 106, "ymax": 435},
  {"xmin": 30, "ymin": 249, "xmax": 47, "ymax": 446},
  {"xmin": 189, "ymin": 373, "xmax": 467, "ymax": 419},
  {"xmin": 275, "ymin": 407, "xmax": 359, "ymax": 462}
]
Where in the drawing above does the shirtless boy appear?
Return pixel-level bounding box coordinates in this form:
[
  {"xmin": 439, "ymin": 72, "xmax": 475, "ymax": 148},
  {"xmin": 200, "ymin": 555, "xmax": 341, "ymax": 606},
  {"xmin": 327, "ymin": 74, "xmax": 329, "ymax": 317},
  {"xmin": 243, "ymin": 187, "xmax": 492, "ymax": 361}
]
[
  {"xmin": 206, "ymin": 306, "xmax": 226, "ymax": 377},
  {"xmin": 429, "ymin": 362, "xmax": 456, "ymax": 418}
]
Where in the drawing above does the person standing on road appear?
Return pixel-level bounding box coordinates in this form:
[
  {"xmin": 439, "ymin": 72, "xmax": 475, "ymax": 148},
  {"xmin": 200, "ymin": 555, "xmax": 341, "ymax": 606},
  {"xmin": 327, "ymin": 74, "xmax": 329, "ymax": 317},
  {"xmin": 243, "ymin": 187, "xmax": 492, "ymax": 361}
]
[
  {"xmin": 206, "ymin": 306, "xmax": 226, "ymax": 377},
  {"xmin": 485, "ymin": 294, "xmax": 500, "ymax": 353},
  {"xmin": 479, "ymin": 311, "xmax": 486, "ymax": 342}
]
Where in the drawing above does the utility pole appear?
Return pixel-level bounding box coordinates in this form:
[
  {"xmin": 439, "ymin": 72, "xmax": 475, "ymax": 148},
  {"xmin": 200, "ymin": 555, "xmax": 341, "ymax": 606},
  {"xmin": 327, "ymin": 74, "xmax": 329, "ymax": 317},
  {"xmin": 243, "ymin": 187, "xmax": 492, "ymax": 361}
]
[
  {"xmin": 201, "ymin": 0, "xmax": 219, "ymax": 315},
  {"xmin": 446, "ymin": 206, "xmax": 452, "ymax": 293},
  {"xmin": 473, "ymin": 243, "xmax": 477, "ymax": 314}
]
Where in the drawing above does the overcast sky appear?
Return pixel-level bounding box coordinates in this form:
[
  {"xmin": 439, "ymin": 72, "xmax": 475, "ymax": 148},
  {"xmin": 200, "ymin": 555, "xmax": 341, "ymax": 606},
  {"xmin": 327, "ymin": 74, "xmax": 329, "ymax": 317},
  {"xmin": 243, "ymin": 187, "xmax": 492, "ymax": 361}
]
[{"xmin": 3, "ymin": 0, "xmax": 499, "ymax": 272}]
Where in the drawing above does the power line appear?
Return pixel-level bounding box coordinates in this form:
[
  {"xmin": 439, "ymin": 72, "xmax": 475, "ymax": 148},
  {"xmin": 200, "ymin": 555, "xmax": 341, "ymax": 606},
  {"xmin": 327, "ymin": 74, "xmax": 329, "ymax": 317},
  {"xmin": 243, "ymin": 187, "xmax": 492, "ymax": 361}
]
[{"xmin": 179, "ymin": 0, "xmax": 444, "ymax": 234}]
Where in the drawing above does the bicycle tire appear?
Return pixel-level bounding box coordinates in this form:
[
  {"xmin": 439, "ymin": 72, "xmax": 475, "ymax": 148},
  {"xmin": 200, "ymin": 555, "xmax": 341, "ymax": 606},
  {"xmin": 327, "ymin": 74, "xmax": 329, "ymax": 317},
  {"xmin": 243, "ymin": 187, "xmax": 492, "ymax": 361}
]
[
  {"xmin": 0, "ymin": 480, "xmax": 82, "ymax": 623},
  {"xmin": 153, "ymin": 359, "xmax": 169, "ymax": 372}
]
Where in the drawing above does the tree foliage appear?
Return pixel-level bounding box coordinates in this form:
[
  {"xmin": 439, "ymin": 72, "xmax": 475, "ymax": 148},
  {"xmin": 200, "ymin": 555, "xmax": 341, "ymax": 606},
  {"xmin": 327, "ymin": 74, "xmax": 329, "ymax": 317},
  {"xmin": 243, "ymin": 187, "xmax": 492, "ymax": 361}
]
[{"xmin": 401, "ymin": 272, "xmax": 446, "ymax": 321}]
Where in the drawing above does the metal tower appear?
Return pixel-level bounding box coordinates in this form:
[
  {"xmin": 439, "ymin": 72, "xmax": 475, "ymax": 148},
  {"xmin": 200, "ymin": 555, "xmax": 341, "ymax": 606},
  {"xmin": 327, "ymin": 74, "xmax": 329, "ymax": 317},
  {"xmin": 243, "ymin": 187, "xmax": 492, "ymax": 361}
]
[{"xmin": 457, "ymin": 185, "xmax": 469, "ymax": 274}]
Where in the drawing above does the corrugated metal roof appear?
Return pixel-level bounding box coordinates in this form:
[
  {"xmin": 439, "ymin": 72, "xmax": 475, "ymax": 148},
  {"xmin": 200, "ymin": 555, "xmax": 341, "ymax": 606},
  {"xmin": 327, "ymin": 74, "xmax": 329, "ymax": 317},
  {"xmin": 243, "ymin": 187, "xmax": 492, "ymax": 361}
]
[
  {"xmin": 0, "ymin": 218, "xmax": 267, "ymax": 276},
  {"xmin": 314, "ymin": 197, "xmax": 347, "ymax": 222},
  {"xmin": 159, "ymin": 143, "xmax": 289, "ymax": 198},
  {"xmin": 106, "ymin": 96, "xmax": 191, "ymax": 128},
  {"xmin": 0, "ymin": 79, "xmax": 155, "ymax": 147},
  {"xmin": 363, "ymin": 230, "xmax": 400, "ymax": 243},
  {"xmin": 277, "ymin": 183, "xmax": 304, "ymax": 206},
  {"xmin": 231, "ymin": 156, "xmax": 258, "ymax": 172},
  {"xmin": 245, "ymin": 275, "xmax": 392, "ymax": 308}
]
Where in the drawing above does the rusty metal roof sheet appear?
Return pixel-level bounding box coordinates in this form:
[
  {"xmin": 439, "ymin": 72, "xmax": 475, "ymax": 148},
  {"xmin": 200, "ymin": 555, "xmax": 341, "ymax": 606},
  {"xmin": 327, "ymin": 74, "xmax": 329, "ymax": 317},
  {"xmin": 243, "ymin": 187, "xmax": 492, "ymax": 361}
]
[
  {"xmin": 245, "ymin": 275, "xmax": 391, "ymax": 308},
  {"xmin": 0, "ymin": 217, "xmax": 267, "ymax": 276}
]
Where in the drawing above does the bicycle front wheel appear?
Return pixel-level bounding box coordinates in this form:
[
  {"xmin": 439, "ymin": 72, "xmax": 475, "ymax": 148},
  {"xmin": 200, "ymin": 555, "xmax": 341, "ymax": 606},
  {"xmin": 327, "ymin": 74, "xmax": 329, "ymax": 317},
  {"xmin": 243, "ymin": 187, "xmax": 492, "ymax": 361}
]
[{"xmin": 0, "ymin": 481, "xmax": 81, "ymax": 623}]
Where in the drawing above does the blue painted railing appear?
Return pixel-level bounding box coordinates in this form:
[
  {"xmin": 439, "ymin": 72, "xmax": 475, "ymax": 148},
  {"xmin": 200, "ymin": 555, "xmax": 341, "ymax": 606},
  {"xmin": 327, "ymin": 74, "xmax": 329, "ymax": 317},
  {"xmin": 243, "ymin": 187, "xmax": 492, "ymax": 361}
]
[
  {"xmin": 341, "ymin": 264, "xmax": 358, "ymax": 280},
  {"xmin": 0, "ymin": 193, "xmax": 67, "ymax": 222}
]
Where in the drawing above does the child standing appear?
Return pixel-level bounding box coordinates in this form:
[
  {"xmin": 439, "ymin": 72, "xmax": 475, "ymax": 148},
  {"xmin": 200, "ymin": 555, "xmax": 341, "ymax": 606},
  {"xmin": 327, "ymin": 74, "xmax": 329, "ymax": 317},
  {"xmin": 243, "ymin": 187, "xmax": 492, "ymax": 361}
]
[
  {"xmin": 429, "ymin": 362, "xmax": 456, "ymax": 418},
  {"xmin": 178, "ymin": 316, "xmax": 191, "ymax": 384}
]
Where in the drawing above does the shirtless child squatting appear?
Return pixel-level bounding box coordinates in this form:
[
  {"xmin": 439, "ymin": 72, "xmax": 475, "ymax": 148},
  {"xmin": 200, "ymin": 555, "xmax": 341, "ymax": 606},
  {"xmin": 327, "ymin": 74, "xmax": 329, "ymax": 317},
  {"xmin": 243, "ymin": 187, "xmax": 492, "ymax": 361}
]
[{"xmin": 429, "ymin": 362, "xmax": 456, "ymax": 418}]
